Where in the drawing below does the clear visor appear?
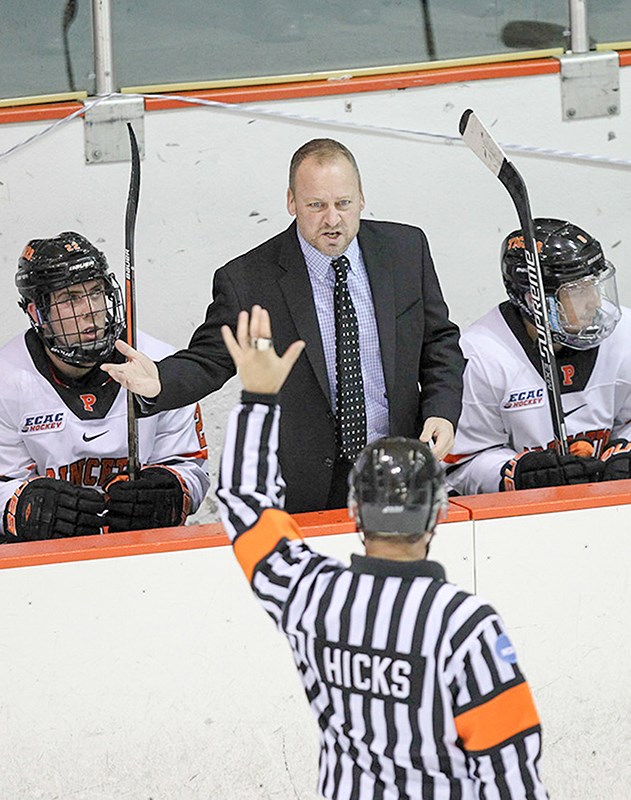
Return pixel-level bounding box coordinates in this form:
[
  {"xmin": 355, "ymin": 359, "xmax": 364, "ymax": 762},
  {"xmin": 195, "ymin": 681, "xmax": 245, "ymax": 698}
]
[{"xmin": 547, "ymin": 262, "xmax": 621, "ymax": 349}]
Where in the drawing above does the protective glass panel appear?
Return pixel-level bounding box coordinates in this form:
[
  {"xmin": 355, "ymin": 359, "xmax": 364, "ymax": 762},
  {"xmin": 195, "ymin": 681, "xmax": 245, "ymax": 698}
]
[
  {"xmin": 1, "ymin": 2, "xmax": 93, "ymax": 100},
  {"xmin": 1, "ymin": 1, "xmax": 629, "ymax": 102}
]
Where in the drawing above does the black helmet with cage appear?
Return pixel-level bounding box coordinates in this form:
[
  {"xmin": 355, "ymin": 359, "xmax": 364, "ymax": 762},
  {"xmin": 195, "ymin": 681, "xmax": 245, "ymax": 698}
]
[
  {"xmin": 15, "ymin": 231, "xmax": 124, "ymax": 367},
  {"xmin": 501, "ymin": 217, "xmax": 621, "ymax": 350},
  {"xmin": 348, "ymin": 437, "xmax": 448, "ymax": 537}
]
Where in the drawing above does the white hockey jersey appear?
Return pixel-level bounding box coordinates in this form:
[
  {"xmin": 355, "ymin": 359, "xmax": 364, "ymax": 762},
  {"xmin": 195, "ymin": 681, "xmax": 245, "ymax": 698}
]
[
  {"xmin": 0, "ymin": 329, "xmax": 210, "ymax": 534},
  {"xmin": 446, "ymin": 302, "xmax": 631, "ymax": 495}
]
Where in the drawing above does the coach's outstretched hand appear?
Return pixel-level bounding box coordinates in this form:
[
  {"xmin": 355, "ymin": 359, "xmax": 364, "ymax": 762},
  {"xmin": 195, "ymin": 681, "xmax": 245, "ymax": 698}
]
[
  {"xmin": 101, "ymin": 340, "xmax": 162, "ymax": 398},
  {"xmin": 221, "ymin": 305, "xmax": 305, "ymax": 395}
]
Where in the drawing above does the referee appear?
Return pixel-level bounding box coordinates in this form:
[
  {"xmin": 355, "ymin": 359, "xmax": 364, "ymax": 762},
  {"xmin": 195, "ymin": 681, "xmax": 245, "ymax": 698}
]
[{"xmin": 217, "ymin": 306, "xmax": 548, "ymax": 800}]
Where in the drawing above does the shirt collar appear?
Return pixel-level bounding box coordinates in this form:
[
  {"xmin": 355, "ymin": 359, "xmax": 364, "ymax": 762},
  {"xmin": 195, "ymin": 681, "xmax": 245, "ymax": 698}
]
[
  {"xmin": 349, "ymin": 554, "xmax": 447, "ymax": 581},
  {"xmin": 297, "ymin": 228, "xmax": 361, "ymax": 283}
]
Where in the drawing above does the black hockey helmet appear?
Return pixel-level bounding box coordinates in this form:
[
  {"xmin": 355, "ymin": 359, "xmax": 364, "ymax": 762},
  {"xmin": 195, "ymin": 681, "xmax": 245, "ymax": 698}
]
[
  {"xmin": 348, "ymin": 437, "xmax": 448, "ymax": 535},
  {"xmin": 16, "ymin": 231, "xmax": 124, "ymax": 366},
  {"xmin": 501, "ymin": 218, "xmax": 621, "ymax": 349}
]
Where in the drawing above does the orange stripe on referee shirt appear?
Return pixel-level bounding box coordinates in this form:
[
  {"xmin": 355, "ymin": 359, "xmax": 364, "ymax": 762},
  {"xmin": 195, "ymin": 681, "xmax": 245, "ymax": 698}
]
[
  {"xmin": 454, "ymin": 681, "xmax": 540, "ymax": 752},
  {"xmin": 233, "ymin": 508, "xmax": 303, "ymax": 583}
]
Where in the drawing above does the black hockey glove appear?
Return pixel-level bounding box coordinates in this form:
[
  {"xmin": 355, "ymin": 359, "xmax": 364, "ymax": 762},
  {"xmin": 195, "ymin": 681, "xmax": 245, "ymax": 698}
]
[
  {"xmin": 104, "ymin": 466, "xmax": 190, "ymax": 532},
  {"xmin": 600, "ymin": 439, "xmax": 631, "ymax": 481},
  {"xmin": 500, "ymin": 449, "xmax": 604, "ymax": 491},
  {"xmin": 3, "ymin": 477, "xmax": 105, "ymax": 542}
]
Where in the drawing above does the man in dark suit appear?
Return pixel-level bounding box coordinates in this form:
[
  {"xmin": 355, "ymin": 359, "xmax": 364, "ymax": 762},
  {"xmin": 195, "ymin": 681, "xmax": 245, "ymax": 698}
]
[{"xmin": 103, "ymin": 139, "xmax": 464, "ymax": 513}]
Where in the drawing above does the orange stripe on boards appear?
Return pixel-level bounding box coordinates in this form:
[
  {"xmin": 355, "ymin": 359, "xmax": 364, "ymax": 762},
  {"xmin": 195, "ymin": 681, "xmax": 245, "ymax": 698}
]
[
  {"xmin": 455, "ymin": 681, "xmax": 540, "ymax": 752},
  {"xmin": 293, "ymin": 500, "xmax": 469, "ymax": 533},
  {"xmin": 233, "ymin": 508, "xmax": 303, "ymax": 582},
  {"xmin": 142, "ymin": 58, "xmax": 560, "ymax": 111},
  {"xmin": 450, "ymin": 478, "xmax": 631, "ymax": 520},
  {"xmin": 0, "ymin": 523, "xmax": 228, "ymax": 570},
  {"xmin": 0, "ymin": 55, "xmax": 584, "ymax": 123}
]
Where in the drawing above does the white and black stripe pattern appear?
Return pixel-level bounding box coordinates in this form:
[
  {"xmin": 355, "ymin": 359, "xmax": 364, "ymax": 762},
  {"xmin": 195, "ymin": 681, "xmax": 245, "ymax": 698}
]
[
  {"xmin": 332, "ymin": 255, "xmax": 367, "ymax": 461},
  {"xmin": 217, "ymin": 398, "xmax": 548, "ymax": 800},
  {"xmin": 218, "ymin": 398, "xmax": 285, "ymax": 538}
]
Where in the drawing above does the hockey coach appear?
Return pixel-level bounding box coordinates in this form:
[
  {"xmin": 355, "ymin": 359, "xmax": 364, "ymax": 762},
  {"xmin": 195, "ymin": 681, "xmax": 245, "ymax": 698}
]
[
  {"xmin": 216, "ymin": 304, "xmax": 548, "ymax": 799},
  {"xmin": 102, "ymin": 138, "xmax": 464, "ymax": 514}
]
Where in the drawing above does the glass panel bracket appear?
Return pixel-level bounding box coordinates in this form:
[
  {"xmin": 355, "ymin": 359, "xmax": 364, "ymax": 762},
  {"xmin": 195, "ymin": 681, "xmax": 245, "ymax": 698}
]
[
  {"xmin": 82, "ymin": 94, "xmax": 145, "ymax": 164},
  {"xmin": 556, "ymin": 50, "xmax": 620, "ymax": 120}
]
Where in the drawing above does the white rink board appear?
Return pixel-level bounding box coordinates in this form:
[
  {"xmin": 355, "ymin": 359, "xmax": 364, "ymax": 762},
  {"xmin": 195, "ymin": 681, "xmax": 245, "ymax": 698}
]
[
  {"xmin": 0, "ymin": 524, "xmax": 472, "ymax": 800},
  {"xmin": 0, "ymin": 506, "xmax": 630, "ymax": 798},
  {"xmin": 474, "ymin": 505, "xmax": 631, "ymax": 800}
]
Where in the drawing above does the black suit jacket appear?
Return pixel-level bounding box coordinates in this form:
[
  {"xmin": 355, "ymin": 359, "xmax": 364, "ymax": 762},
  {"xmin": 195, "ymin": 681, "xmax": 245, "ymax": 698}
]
[{"xmin": 152, "ymin": 220, "xmax": 464, "ymax": 512}]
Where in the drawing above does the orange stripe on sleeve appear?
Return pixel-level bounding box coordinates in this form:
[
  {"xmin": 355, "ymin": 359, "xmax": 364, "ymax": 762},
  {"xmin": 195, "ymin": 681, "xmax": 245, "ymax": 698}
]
[
  {"xmin": 455, "ymin": 681, "xmax": 541, "ymax": 752},
  {"xmin": 233, "ymin": 508, "xmax": 303, "ymax": 583},
  {"xmin": 443, "ymin": 452, "xmax": 477, "ymax": 465}
]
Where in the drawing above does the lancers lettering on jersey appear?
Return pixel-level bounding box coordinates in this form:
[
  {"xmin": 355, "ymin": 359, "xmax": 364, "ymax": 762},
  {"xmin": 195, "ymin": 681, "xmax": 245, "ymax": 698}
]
[
  {"xmin": 46, "ymin": 456, "xmax": 128, "ymax": 488},
  {"xmin": 314, "ymin": 641, "xmax": 424, "ymax": 702},
  {"xmin": 21, "ymin": 411, "xmax": 66, "ymax": 434}
]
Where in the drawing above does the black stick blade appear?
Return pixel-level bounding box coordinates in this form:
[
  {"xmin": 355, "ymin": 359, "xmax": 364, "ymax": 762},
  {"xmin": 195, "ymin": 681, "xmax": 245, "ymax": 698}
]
[{"xmin": 458, "ymin": 108, "xmax": 473, "ymax": 136}]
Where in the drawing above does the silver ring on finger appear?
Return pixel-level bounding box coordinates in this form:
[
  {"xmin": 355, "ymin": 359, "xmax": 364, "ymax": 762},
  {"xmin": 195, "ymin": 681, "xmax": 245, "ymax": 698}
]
[{"xmin": 250, "ymin": 337, "xmax": 274, "ymax": 351}]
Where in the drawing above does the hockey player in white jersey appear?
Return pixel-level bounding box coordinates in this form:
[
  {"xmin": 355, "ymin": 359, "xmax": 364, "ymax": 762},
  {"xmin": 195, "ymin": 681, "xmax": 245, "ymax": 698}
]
[
  {"xmin": 216, "ymin": 305, "xmax": 548, "ymax": 800},
  {"xmin": 0, "ymin": 232, "xmax": 209, "ymax": 543},
  {"xmin": 446, "ymin": 218, "xmax": 631, "ymax": 495}
]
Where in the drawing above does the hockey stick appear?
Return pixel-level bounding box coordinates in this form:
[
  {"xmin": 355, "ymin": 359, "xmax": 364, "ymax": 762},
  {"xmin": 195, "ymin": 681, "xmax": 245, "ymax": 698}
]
[
  {"xmin": 420, "ymin": 0, "xmax": 436, "ymax": 59},
  {"xmin": 458, "ymin": 109, "xmax": 569, "ymax": 454},
  {"xmin": 125, "ymin": 122, "xmax": 141, "ymax": 479},
  {"xmin": 62, "ymin": 0, "xmax": 78, "ymax": 92}
]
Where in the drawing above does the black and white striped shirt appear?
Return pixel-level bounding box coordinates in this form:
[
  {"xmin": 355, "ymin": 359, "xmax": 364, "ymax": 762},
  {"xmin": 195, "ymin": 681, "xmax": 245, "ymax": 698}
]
[{"xmin": 217, "ymin": 396, "xmax": 548, "ymax": 800}]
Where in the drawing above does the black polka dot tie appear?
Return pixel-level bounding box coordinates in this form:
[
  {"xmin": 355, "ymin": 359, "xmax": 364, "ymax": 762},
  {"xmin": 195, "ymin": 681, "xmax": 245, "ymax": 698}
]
[{"xmin": 332, "ymin": 255, "xmax": 367, "ymax": 461}]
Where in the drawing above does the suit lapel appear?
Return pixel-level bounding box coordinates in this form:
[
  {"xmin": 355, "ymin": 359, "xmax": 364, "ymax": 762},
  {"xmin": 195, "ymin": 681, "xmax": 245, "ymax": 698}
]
[
  {"xmin": 278, "ymin": 224, "xmax": 332, "ymax": 404},
  {"xmin": 359, "ymin": 223, "xmax": 396, "ymax": 397}
]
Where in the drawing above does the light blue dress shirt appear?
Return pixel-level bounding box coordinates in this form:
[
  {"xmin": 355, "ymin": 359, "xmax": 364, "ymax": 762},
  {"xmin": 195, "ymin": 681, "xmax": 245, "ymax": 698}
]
[{"xmin": 297, "ymin": 230, "xmax": 389, "ymax": 445}]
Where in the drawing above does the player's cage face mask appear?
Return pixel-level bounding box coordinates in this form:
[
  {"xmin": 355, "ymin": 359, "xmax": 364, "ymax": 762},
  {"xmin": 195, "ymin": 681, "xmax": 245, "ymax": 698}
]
[
  {"xmin": 348, "ymin": 438, "xmax": 449, "ymax": 536},
  {"xmin": 530, "ymin": 263, "xmax": 621, "ymax": 350},
  {"xmin": 28, "ymin": 274, "xmax": 124, "ymax": 367}
]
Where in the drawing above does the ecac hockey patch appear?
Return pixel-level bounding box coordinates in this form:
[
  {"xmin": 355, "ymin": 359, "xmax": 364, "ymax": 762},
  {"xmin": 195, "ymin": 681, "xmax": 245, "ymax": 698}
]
[
  {"xmin": 503, "ymin": 387, "xmax": 544, "ymax": 411},
  {"xmin": 495, "ymin": 633, "xmax": 517, "ymax": 664},
  {"xmin": 20, "ymin": 411, "xmax": 66, "ymax": 435}
]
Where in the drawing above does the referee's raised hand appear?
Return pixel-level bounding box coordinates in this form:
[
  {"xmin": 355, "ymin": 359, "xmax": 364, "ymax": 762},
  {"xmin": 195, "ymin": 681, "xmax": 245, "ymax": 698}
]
[{"xmin": 221, "ymin": 305, "xmax": 304, "ymax": 395}]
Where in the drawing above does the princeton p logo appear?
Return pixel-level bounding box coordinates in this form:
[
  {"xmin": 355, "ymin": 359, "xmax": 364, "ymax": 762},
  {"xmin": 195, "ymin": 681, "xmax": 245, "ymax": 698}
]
[{"xmin": 80, "ymin": 393, "xmax": 97, "ymax": 412}]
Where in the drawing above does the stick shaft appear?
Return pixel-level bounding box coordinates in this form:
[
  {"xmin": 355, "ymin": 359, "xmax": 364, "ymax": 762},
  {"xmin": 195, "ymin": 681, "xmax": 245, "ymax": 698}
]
[{"xmin": 125, "ymin": 123, "xmax": 141, "ymax": 479}]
